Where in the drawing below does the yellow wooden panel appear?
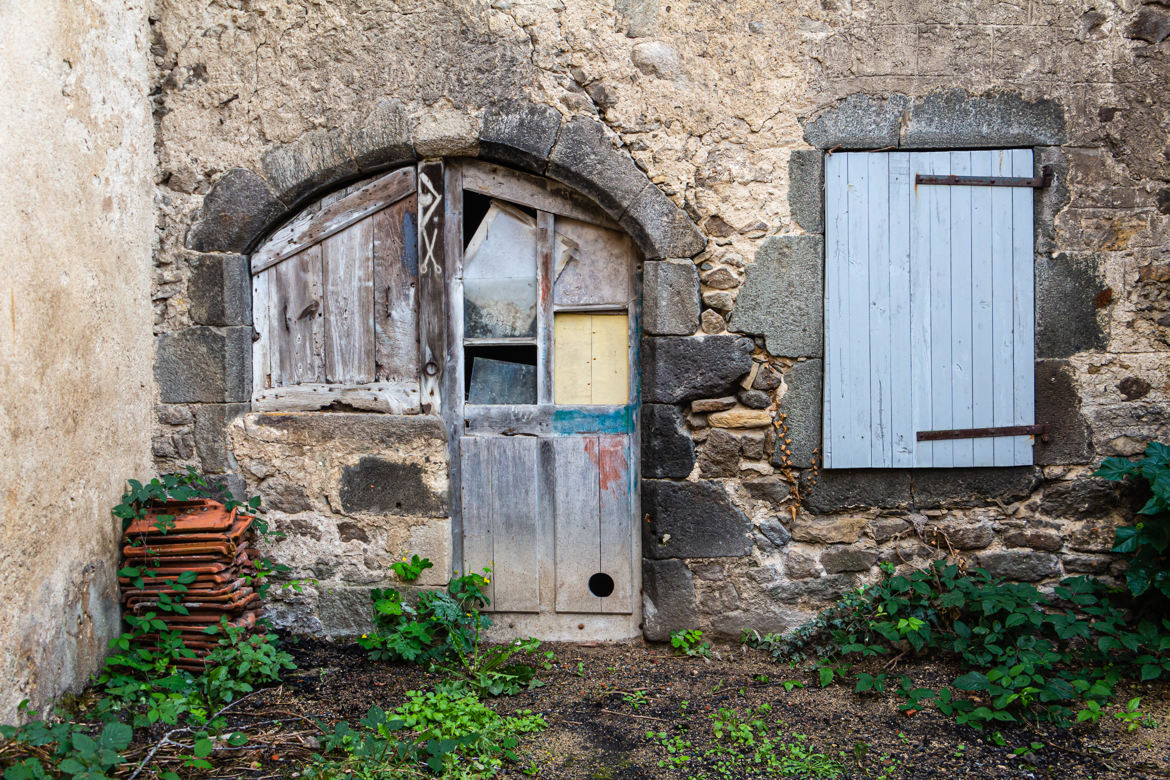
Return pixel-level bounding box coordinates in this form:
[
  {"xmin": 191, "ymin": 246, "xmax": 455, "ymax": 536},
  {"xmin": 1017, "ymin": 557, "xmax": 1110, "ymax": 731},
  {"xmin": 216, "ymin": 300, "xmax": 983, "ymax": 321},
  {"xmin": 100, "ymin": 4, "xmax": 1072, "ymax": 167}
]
[
  {"xmin": 590, "ymin": 313, "xmax": 629, "ymax": 405},
  {"xmin": 554, "ymin": 313, "xmax": 592, "ymax": 404}
]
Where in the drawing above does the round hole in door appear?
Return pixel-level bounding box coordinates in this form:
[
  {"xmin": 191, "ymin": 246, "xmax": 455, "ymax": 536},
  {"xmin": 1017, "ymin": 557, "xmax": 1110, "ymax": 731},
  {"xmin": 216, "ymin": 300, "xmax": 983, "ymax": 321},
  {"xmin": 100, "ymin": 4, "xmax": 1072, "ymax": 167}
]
[{"xmin": 588, "ymin": 572, "xmax": 614, "ymax": 598}]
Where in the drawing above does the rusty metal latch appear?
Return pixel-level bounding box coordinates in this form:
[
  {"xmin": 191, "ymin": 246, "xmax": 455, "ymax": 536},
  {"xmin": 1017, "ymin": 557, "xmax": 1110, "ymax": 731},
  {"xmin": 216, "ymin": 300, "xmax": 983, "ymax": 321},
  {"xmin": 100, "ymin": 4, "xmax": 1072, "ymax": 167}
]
[
  {"xmin": 916, "ymin": 165, "xmax": 1052, "ymax": 189},
  {"xmin": 917, "ymin": 424, "xmax": 1050, "ymax": 443}
]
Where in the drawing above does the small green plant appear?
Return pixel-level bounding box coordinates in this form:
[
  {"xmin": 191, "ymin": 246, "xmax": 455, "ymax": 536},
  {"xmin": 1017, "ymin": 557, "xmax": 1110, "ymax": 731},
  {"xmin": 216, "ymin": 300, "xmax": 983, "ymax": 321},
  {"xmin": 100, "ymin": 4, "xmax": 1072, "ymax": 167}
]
[
  {"xmin": 391, "ymin": 554, "xmax": 435, "ymax": 583},
  {"xmin": 1095, "ymin": 441, "xmax": 1170, "ymax": 601},
  {"xmin": 0, "ymin": 704, "xmax": 132, "ymax": 780},
  {"xmin": 358, "ymin": 569, "xmax": 490, "ymax": 664},
  {"xmin": 646, "ymin": 731, "xmax": 693, "ymax": 769},
  {"xmin": 670, "ymin": 629, "xmax": 711, "ymax": 658},
  {"xmin": 1112, "ymin": 697, "xmax": 1158, "ymax": 732},
  {"xmin": 781, "ymin": 680, "xmax": 804, "ymax": 692},
  {"xmin": 621, "ymin": 691, "xmax": 648, "ymax": 710}
]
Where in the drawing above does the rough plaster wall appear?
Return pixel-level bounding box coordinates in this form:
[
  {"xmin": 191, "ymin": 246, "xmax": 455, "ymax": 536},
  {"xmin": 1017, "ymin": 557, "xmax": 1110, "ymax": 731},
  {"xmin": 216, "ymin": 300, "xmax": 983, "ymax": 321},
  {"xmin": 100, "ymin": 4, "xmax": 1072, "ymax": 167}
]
[
  {"xmin": 149, "ymin": 0, "xmax": 1170, "ymax": 638},
  {"xmin": 0, "ymin": 0, "xmax": 154, "ymax": 722}
]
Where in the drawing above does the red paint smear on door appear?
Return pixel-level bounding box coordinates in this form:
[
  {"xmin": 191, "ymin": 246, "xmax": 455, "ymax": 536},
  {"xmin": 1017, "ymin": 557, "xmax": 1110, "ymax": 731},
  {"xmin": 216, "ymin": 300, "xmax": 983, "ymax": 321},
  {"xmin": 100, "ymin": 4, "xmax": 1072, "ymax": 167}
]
[{"xmin": 587, "ymin": 436, "xmax": 626, "ymax": 493}]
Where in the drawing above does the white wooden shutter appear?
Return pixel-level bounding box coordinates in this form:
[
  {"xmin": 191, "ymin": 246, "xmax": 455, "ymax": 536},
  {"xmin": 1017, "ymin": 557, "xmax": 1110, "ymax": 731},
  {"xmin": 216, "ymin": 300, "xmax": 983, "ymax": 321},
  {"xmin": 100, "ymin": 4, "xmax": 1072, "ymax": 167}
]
[{"xmin": 823, "ymin": 150, "xmax": 1035, "ymax": 468}]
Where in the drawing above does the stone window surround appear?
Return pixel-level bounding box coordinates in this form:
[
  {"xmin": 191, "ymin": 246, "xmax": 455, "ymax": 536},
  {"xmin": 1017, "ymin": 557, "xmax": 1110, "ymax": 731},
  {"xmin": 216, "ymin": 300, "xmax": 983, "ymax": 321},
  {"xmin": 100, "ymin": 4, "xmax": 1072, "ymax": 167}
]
[{"xmin": 768, "ymin": 89, "xmax": 1102, "ymax": 509}]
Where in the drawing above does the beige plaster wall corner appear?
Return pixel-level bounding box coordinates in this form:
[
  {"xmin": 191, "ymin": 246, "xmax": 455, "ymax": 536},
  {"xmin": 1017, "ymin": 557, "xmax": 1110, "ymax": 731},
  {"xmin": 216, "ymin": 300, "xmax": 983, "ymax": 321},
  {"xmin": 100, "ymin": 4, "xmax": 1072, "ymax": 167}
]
[{"xmin": 0, "ymin": 0, "xmax": 155, "ymax": 723}]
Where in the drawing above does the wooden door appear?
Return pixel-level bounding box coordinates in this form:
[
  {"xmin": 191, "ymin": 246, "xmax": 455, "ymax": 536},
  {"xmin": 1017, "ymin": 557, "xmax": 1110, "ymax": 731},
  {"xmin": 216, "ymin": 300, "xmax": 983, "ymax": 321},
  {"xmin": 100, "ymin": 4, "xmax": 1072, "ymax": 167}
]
[{"xmin": 442, "ymin": 161, "xmax": 641, "ymax": 626}]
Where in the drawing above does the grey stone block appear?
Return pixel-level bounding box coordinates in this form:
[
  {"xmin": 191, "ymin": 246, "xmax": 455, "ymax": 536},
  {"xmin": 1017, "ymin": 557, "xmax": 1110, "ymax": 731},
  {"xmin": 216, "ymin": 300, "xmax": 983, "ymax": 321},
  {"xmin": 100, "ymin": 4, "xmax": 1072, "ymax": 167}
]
[
  {"xmin": 186, "ymin": 168, "xmax": 285, "ymax": 253},
  {"xmin": 977, "ymin": 551, "xmax": 1060, "ymax": 582},
  {"xmin": 316, "ymin": 585, "xmax": 376, "ymax": 637},
  {"xmin": 757, "ymin": 517, "xmax": 791, "ymax": 548},
  {"xmin": 547, "ymin": 117, "xmax": 647, "ymax": 220},
  {"xmin": 348, "ymin": 98, "xmax": 414, "ymax": 173},
  {"xmin": 642, "ymin": 404, "xmax": 695, "ymax": 479},
  {"xmin": 730, "ymin": 236, "xmax": 823, "ymax": 358},
  {"xmin": 773, "ymin": 359, "xmax": 822, "ymax": 468},
  {"xmin": 924, "ymin": 520, "xmax": 995, "ymax": 551},
  {"xmin": 1034, "ymin": 359, "xmax": 1092, "ymax": 465},
  {"xmin": 803, "ymin": 93, "xmax": 909, "ymax": 150},
  {"xmin": 187, "ymin": 254, "xmax": 251, "ymax": 326},
  {"xmin": 641, "ymin": 335, "xmax": 753, "ymax": 403},
  {"xmin": 698, "ymin": 428, "xmax": 741, "ymax": 478},
  {"xmin": 1001, "ymin": 528, "xmax": 1062, "ymax": 551},
  {"xmin": 620, "ymin": 185, "xmax": 706, "ymax": 259},
  {"xmin": 155, "ymin": 327, "xmax": 252, "ymax": 403},
  {"xmin": 911, "ymin": 467, "xmax": 1040, "ymax": 509},
  {"xmin": 262, "ymin": 127, "xmax": 359, "ymax": 206},
  {"xmin": 642, "ymin": 479, "xmax": 752, "ymax": 558},
  {"xmin": 194, "ymin": 403, "xmax": 248, "ymax": 473},
  {"xmin": 739, "ymin": 389, "xmax": 770, "ymax": 409},
  {"xmin": 821, "ymin": 546, "xmax": 879, "ymax": 574},
  {"xmin": 642, "ymin": 559, "xmax": 694, "ymax": 642},
  {"xmin": 339, "ymin": 456, "xmax": 447, "ymax": 517},
  {"xmin": 643, "ymin": 260, "xmax": 699, "ymax": 335},
  {"xmin": 1128, "ymin": 8, "xmax": 1170, "ymax": 43},
  {"xmin": 768, "ymin": 573, "xmax": 860, "ymax": 603},
  {"xmin": 900, "ymin": 89, "xmax": 1066, "ymax": 149},
  {"xmin": 803, "ymin": 90, "xmax": 1066, "ymax": 151},
  {"xmin": 802, "ymin": 470, "xmax": 913, "ymax": 514},
  {"xmin": 788, "ymin": 150, "xmax": 824, "ymax": 233},
  {"xmin": 260, "ymin": 475, "xmax": 314, "ymax": 514},
  {"xmin": 1036, "ymin": 253, "xmax": 1107, "ymax": 358},
  {"xmin": 1040, "ymin": 477, "xmax": 1127, "ymax": 519},
  {"xmin": 478, "ymin": 101, "xmax": 562, "ymax": 174}
]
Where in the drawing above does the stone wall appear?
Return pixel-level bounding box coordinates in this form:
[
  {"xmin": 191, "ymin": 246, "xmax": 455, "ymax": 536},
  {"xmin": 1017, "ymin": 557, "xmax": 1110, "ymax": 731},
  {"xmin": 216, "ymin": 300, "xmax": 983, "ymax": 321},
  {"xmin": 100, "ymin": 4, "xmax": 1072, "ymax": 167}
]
[
  {"xmin": 148, "ymin": 0, "xmax": 1170, "ymax": 640},
  {"xmin": 0, "ymin": 0, "xmax": 155, "ymax": 722}
]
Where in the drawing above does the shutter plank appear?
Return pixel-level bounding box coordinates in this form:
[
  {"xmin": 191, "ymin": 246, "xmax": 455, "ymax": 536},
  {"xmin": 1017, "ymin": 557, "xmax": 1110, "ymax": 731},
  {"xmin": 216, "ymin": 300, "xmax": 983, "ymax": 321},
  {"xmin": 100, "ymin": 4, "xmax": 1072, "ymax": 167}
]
[
  {"xmin": 460, "ymin": 437, "xmax": 495, "ymax": 607},
  {"xmin": 491, "ymin": 437, "xmax": 540, "ymax": 613},
  {"xmin": 990, "ymin": 152, "xmax": 1015, "ymax": 465},
  {"xmin": 1011, "ymin": 149, "xmax": 1036, "ymax": 465},
  {"xmin": 251, "ymin": 270, "xmax": 271, "ymax": 392},
  {"xmin": 888, "ymin": 153, "xmax": 914, "ymax": 466},
  {"xmin": 372, "ymin": 195, "xmax": 420, "ymax": 384},
  {"xmin": 949, "ymin": 151, "xmax": 974, "ymax": 467},
  {"xmin": 598, "ymin": 435, "xmax": 632, "ymax": 613},
  {"xmin": 909, "ymin": 153, "xmax": 934, "ymax": 467},
  {"xmin": 845, "ymin": 153, "xmax": 872, "ymax": 467},
  {"xmin": 970, "ymin": 151, "xmax": 996, "ymax": 466},
  {"xmin": 554, "ymin": 436, "xmax": 602, "ymax": 613},
  {"xmin": 270, "ymin": 245, "xmax": 324, "ymax": 386},
  {"xmin": 823, "ymin": 153, "xmax": 849, "ymax": 468},
  {"xmin": 867, "ymin": 152, "xmax": 891, "ymax": 466},
  {"xmin": 323, "ymin": 218, "xmax": 375, "ymax": 384},
  {"xmin": 927, "ymin": 151, "xmax": 954, "ymax": 467}
]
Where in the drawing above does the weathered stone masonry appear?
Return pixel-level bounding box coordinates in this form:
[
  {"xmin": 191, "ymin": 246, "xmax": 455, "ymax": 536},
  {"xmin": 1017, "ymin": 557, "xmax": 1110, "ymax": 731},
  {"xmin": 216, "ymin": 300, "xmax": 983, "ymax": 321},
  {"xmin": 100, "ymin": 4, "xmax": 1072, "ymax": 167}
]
[{"xmin": 147, "ymin": 0, "xmax": 1170, "ymax": 641}]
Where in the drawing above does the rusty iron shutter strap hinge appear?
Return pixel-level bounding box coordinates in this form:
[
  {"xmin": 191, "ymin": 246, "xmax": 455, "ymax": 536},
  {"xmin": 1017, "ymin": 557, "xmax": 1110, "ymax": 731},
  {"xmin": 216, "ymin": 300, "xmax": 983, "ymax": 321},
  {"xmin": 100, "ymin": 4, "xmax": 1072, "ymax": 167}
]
[
  {"xmin": 916, "ymin": 424, "xmax": 1050, "ymax": 443},
  {"xmin": 916, "ymin": 165, "xmax": 1052, "ymax": 189}
]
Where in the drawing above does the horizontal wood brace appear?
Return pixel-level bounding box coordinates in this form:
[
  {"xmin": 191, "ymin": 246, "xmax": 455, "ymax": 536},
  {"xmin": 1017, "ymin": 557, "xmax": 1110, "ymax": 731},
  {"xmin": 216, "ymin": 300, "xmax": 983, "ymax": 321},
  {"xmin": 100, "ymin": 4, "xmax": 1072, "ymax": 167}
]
[
  {"xmin": 916, "ymin": 424, "xmax": 1049, "ymax": 442},
  {"xmin": 915, "ymin": 165, "xmax": 1052, "ymax": 189}
]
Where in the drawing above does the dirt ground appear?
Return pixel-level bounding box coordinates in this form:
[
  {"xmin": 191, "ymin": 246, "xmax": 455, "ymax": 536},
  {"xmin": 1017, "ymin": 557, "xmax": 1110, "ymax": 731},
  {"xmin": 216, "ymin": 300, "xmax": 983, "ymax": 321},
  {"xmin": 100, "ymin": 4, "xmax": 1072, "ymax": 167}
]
[{"xmin": 205, "ymin": 636, "xmax": 1170, "ymax": 779}]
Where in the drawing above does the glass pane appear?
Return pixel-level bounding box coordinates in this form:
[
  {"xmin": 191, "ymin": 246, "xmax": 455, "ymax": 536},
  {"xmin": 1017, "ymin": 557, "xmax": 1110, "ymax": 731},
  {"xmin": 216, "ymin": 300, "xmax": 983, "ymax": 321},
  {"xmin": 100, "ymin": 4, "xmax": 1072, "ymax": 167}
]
[
  {"xmin": 464, "ymin": 201, "xmax": 537, "ymax": 338},
  {"xmin": 554, "ymin": 218, "xmax": 633, "ymax": 306},
  {"xmin": 466, "ymin": 346, "xmax": 538, "ymax": 405}
]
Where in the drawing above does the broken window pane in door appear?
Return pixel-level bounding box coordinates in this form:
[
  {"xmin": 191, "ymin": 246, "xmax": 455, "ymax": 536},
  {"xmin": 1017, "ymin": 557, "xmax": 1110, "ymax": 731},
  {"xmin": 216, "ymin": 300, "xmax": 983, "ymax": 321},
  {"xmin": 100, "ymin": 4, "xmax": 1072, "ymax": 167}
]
[
  {"xmin": 466, "ymin": 346, "xmax": 538, "ymax": 405},
  {"xmin": 464, "ymin": 201, "xmax": 537, "ymax": 338},
  {"xmin": 554, "ymin": 218, "xmax": 633, "ymax": 306}
]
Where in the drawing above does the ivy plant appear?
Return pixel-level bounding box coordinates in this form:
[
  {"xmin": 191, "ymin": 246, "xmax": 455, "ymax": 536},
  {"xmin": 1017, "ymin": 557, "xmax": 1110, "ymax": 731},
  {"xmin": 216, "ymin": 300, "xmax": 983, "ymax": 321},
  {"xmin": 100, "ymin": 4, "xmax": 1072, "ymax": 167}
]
[{"xmin": 1095, "ymin": 441, "xmax": 1170, "ymax": 600}]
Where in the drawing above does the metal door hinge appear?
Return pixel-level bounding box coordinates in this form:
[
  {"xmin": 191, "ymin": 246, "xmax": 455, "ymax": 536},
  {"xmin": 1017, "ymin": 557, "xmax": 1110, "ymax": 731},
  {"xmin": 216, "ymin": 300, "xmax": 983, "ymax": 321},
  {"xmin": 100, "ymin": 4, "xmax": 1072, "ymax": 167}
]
[
  {"xmin": 916, "ymin": 165, "xmax": 1052, "ymax": 189},
  {"xmin": 917, "ymin": 424, "xmax": 1050, "ymax": 443}
]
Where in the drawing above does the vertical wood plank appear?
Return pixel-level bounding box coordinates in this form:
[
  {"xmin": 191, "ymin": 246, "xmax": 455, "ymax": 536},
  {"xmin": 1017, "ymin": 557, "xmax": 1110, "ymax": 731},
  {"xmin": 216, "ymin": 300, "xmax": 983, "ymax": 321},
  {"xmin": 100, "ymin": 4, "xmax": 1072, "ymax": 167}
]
[
  {"xmin": 554, "ymin": 436, "xmax": 602, "ymax": 613},
  {"xmin": 537, "ymin": 438, "xmax": 557, "ymax": 613},
  {"xmin": 417, "ymin": 160, "xmax": 448, "ymax": 414},
  {"xmin": 888, "ymin": 152, "xmax": 914, "ymax": 467},
  {"xmin": 590, "ymin": 314, "xmax": 629, "ymax": 405},
  {"xmin": 251, "ymin": 270, "xmax": 271, "ymax": 392},
  {"xmin": 322, "ymin": 218, "xmax": 375, "ymax": 384},
  {"xmin": 598, "ymin": 435, "xmax": 633, "ymax": 613},
  {"xmin": 537, "ymin": 211, "xmax": 555, "ymax": 405},
  {"xmin": 990, "ymin": 151, "xmax": 1015, "ymax": 465},
  {"xmin": 1011, "ymin": 149, "xmax": 1036, "ymax": 465},
  {"xmin": 823, "ymin": 153, "xmax": 849, "ymax": 468},
  {"xmin": 845, "ymin": 153, "xmax": 871, "ymax": 467},
  {"xmin": 554, "ymin": 313, "xmax": 593, "ymax": 404},
  {"xmin": 927, "ymin": 151, "xmax": 953, "ymax": 467},
  {"xmin": 270, "ymin": 245, "xmax": 324, "ymax": 386},
  {"xmin": 491, "ymin": 437, "xmax": 540, "ymax": 612},
  {"xmin": 867, "ymin": 152, "xmax": 891, "ymax": 466},
  {"xmin": 949, "ymin": 151, "xmax": 974, "ymax": 467},
  {"xmin": 372, "ymin": 195, "xmax": 420, "ymax": 384},
  {"xmin": 909, "ymin": 152, "xmax": 935, "ymax": 467},
  {"xmin": 443, "ymin": 165, "xmax": 467, "ymax": 577},
  {"xmin": 970, "ymin": 151, "xmax": 996, "ymax": 466},
  {"xmin": 460, "ymin": 437, "xmax": 494, "ymax": 608}
]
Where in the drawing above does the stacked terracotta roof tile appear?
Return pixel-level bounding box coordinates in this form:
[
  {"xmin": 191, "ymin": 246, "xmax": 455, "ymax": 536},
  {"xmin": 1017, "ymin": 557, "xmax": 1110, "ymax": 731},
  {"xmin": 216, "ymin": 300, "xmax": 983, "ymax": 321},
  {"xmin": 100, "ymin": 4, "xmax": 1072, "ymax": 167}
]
[{"xmin": 119, "ymin": 499, "xmax": 260, "ymax": 669}]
